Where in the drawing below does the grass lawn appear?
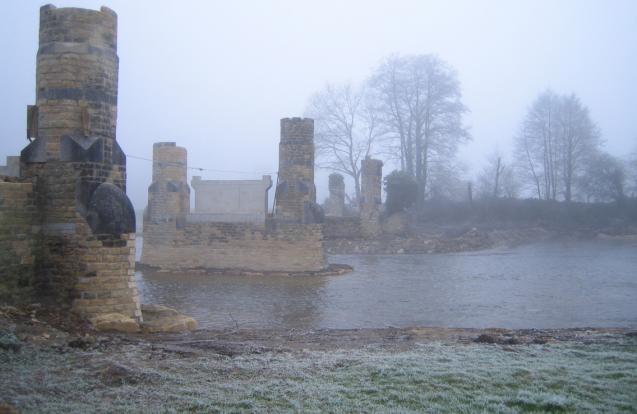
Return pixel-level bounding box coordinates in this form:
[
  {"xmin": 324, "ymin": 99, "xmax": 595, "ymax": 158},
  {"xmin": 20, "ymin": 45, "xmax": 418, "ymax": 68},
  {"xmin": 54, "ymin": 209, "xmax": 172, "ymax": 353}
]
[{"xmin": 2, "ymin": 334, "xmax": 636, "ymax": 413}]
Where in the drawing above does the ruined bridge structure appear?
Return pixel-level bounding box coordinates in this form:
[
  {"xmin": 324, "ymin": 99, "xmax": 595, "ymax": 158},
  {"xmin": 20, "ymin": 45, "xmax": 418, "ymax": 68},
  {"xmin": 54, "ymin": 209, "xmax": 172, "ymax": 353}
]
[
  {"xmin": 321, "ymin": 158, "xmax": 385, "ymax": 240},
  {"xmin": 0, "ymin": 5, "xmax": 141, "ymax": 323},
  {"xmin": 141, "ymin": 118, "xmax": 333, "ymax": 274},
  {"xmin": 0, "ymin": 4, "xmax": 347, "ymax": 327}
]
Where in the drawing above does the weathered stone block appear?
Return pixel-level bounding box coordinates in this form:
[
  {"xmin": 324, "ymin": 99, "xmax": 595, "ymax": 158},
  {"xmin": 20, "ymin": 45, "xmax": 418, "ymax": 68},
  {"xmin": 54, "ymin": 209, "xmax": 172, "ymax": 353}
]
[
  {"xmin": 141, "ymin": 304, "xmax": 197, "ymax": 333},
  {"xmin": 90, "ymin": 313, "xmax": 140, "ymax": 333}
]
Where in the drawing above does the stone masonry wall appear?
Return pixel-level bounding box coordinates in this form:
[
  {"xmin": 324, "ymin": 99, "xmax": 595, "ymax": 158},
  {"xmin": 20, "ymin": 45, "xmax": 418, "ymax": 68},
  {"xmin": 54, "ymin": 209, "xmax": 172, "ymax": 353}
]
[
  {"xmin": 141, "ymin": 221, "xmax": 325, "ymax": 273},
  {"xmin": 323, "ymin": 216, "xmax": 362, "ymax": 240},
  {"xmin": 20, "ymin": 134, "xmax": 140, "ymax": 322},
  {"xmin": 72, "ymin": 229, "xmax": 140, "ymax": 320},
  {"xmin": 0, "ymin": 179, "xmax": 37, "ymax": 303},
  {"xmin": 19, "ymin": 162, "xmax": 83, "ymax": 305},
  {"xmin": 0, "ymin": 157, "xmax": 20, "ymax": 177}
]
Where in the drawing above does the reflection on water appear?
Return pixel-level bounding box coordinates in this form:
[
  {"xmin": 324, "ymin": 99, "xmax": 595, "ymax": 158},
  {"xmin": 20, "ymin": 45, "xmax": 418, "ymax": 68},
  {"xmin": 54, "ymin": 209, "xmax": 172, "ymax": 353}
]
[{"xmin": 136, "ymin": 239, "xmax": 637, "ymax": 329}]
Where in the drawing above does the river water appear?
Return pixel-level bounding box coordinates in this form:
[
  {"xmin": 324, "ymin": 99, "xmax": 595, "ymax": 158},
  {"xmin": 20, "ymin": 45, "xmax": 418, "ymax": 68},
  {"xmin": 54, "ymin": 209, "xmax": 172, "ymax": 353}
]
[{"xmin": 136, "ymin": 239, "xmax": 637, "ymax": 330}]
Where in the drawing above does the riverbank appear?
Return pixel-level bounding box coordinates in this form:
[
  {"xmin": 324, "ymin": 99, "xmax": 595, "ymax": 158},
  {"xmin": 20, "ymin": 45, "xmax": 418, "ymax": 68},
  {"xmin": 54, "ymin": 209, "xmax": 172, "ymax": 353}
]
[
  {"xmin": 2, "ymin": 307, "xmax": 636, "ymax": 413},
  {"xmin": 325, "ymin": 224, "xmax": 637, "ymax": 255}
]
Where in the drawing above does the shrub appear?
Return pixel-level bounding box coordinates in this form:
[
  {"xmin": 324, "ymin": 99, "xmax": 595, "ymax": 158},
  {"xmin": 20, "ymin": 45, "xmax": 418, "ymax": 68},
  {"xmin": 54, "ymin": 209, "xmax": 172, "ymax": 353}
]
[{"xmin": 384, "ymin": 170, "xmax": 418, "ymax": 215}]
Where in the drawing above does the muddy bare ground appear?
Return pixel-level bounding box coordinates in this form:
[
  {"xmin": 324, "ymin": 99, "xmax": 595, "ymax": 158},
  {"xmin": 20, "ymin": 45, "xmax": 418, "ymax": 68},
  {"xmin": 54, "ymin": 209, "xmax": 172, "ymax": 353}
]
[
  {"xmin": 2, "ymin": 305, "xmax": 634, "ymax": 356},
  {"xmin": 142, "ymin": 326, "xmax": 636, "ymax": 356}
]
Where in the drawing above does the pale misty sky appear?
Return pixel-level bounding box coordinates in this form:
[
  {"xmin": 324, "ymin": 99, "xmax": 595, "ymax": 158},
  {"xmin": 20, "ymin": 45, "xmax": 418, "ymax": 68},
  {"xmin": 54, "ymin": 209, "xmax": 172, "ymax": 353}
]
[{"xmin": 1, "ymin": 0, "xmax": 636, "ymax": 209}]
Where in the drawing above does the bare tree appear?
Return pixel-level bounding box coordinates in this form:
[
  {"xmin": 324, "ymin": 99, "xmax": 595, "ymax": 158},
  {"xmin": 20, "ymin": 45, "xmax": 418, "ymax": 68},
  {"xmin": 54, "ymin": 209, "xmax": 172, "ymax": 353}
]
[
  {"xmin": 368, "ymin": 54, "xmax": 470, "ymax": 208},
  {"xmin": 514, "ymin": 90, "xmax": 600, "ymax": 201},
  {"xmin": 515, "ymin": 90, "xmax": 560, "ymax": 200},
  {"xmin": 556, "ymin": 94, "xmax": 601, "ymax": 201},
  {"xmin": 305, "ymin": 82, "xmax": 381, "ymax": 202},
  {"xmin": 625, "ymin": 148, "xmax": 637, "ymax": 198},
  {"xmin": 515, "ymin": 122, "xmax": 543, "ymax": 199},
  {"xmin": 476, "ymin": 152, "xmax": 520, "ymax": 199},
  {"xmin": 476, "ymin": 152, "xmax": 508, "ymax": 199}
]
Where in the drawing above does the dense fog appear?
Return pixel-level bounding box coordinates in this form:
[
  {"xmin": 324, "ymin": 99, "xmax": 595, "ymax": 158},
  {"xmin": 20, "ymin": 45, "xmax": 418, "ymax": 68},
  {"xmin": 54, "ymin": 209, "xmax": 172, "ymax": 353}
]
[{"xmin": 1, "ymin": 0, "xmax": 636, "ymax": 209}]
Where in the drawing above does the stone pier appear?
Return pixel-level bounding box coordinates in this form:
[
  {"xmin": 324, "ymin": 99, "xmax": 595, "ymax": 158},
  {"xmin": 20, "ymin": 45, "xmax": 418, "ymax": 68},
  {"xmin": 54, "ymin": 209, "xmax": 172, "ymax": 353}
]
[
  {"xmin": 2, "ymin": 5, "xmax": 141, "ymax": 322},
  {"xmin": 275, "ymin": 117, "xmax": 321, "ymax": 223},
  {"xmin": 145, "ymin": 142, "xmax": 190, "ymax": 224},
  {"xmin": 141, "ymin": 118, "xmax": 329, "ymax": 274},
  {"xmin": 360, "ymin": 156, "xmax": 383, "ymax": 238},
  {"xmin": 325, "ymin": 173, "xmax": 345, "ymax": 217}
]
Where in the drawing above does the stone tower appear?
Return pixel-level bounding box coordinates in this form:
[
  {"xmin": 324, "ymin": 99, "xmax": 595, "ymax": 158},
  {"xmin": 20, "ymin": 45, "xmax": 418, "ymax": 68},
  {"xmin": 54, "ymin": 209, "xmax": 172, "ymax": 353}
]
[
  {"xmin": 18, "ymin": 5, "xmax": 141, "ymax": 321},
  {"xmin": 27, "ymin": 5, "xmax": 120, "ymax": 163},
  {"xmin": 360, "ymin": 156, "xmax": 383, "ymax": 238},
  {"xmin": 145, "ymin": 142, "xmax": 190, "ymax": 224},
  {"xmin": 275, "ymin": 118, "xmax": 320, "ymax": 223},
  {"xmin": 325, "ymin": 173, "xmax": 345, "ymax": 217}
]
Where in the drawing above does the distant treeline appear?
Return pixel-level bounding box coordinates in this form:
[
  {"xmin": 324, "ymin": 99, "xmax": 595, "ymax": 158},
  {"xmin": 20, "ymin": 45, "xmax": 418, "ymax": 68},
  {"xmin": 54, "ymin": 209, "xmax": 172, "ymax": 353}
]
[
  {"xmin": 306, "ymin": 53, "xmax": 637, "ymax": 208},
  {"xmin": 417, "ymin": 198, "xmax": 637, "ymax": 231}
]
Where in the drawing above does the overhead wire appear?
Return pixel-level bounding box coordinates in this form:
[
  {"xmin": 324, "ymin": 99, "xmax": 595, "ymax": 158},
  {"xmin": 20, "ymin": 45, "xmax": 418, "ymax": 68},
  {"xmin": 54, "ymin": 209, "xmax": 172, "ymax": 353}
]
[{"xmin": 126, "ymin": 154, "xmax": 277, "ymax": 176}]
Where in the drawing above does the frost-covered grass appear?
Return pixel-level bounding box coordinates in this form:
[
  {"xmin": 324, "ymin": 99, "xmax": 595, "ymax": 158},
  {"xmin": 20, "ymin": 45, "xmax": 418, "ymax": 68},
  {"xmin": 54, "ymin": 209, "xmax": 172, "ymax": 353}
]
[{"xmin": 2, "ymin": 338, "xmax": 636, "ymax": 413}]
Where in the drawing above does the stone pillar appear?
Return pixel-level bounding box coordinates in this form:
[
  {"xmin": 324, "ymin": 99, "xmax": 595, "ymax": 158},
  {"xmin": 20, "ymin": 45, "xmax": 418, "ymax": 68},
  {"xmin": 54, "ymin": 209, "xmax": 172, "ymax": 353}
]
[
  {"xmin": 274, "ymin": 117, "xmax": 319, "ymax": 223},
  {"xmin": 32, "ymin": 4, "xmax": 119, "ymax": 161},
  {"xmin": 146, "ymin": 142, "xmax": 190, "ymax": 223},
  {"xmin": 325, "ymin": 173, "xmax": 345, "ymax": 217},
  {"xmin": 19, "ymin": 5, "xmax": 141, "ymax": 322},
  {"xmin": 360, "ymin": 156, "xmax": 383, "ymax": 238},
  {"xmin": 141, "ymin": 142, "xmax": 190, "ymax": 267}
]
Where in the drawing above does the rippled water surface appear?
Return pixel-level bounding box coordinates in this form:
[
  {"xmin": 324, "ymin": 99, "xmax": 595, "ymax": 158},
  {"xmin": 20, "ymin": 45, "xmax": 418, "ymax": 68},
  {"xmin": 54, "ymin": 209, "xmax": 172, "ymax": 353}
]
[{"xmin": 136, "ymin": 239, "xmax": 637, "ymax": 329}]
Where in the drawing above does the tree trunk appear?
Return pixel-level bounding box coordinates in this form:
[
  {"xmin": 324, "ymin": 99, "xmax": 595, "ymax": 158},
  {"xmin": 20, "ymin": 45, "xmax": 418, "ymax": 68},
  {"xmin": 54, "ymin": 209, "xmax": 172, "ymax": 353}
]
[
  {"xmin": 493, "ymin": 157, "xmax": 502, "ymax": 198},
  {"xmin": 353, "ymin": 172, "xmax": 361, "ymax": 206},
  {"xmin": 421, "ymin": 146, "xmax": 428, "ymax": 207},
  {"xmin": 415, "ymin": 128, "xmax": 423, "ymax": 211}
]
